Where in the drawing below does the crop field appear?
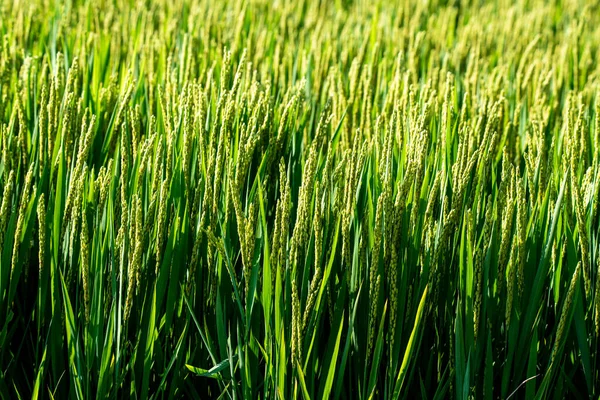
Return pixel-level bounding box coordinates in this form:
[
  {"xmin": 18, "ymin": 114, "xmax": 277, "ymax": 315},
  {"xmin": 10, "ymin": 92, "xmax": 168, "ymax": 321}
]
[{"xmin": 1, "ymin": 0, "xmax": 600, "ymax": 398}]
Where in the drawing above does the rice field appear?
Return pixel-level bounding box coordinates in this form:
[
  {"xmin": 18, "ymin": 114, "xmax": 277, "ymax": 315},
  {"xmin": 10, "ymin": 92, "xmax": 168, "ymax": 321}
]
[{"xmin": 1, "ymin": 0, "xmax": 600, "ymax": 398}]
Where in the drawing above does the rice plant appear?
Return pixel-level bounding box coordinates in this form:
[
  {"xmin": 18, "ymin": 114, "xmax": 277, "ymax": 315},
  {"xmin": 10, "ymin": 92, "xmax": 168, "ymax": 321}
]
[{"xmin": 1, "ymin": 0, "xmax": 600, "ymax": 398}]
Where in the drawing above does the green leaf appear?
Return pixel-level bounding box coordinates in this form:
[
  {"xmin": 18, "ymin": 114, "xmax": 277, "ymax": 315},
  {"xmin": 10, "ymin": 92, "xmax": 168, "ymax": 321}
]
[
  {"xmin": 186, "ymin": 356, "xmax": 233, "ymax": 379},
  {"xmin": 393, "ymin": 286, "xmax": 428, "ymax": 397}
]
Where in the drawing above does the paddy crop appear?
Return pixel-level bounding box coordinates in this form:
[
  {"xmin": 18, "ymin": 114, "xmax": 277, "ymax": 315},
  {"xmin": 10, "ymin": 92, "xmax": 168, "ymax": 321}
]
[{"xmin": 1, "ymin": 0, "xmax": 600, "ymax": 398}]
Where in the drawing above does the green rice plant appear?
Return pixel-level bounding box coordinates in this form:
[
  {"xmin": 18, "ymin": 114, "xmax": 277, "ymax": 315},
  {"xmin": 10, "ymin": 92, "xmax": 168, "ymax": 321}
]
[{"xmin": 1, "ymin": 0, "xmax": 600, "ymax": 398}]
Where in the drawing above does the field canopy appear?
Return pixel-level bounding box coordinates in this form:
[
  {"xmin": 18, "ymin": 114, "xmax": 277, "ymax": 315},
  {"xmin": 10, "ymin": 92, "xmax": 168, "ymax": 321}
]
[{"xmin": 1, "ymin": 0, "xmax": 600, "ymax": 398}]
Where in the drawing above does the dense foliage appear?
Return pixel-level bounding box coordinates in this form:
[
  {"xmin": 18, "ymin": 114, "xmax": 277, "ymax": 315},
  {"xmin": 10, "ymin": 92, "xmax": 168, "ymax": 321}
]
[{"xmin": 1, "ymin": 0, "xmax": 600, "ymax": 398}]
